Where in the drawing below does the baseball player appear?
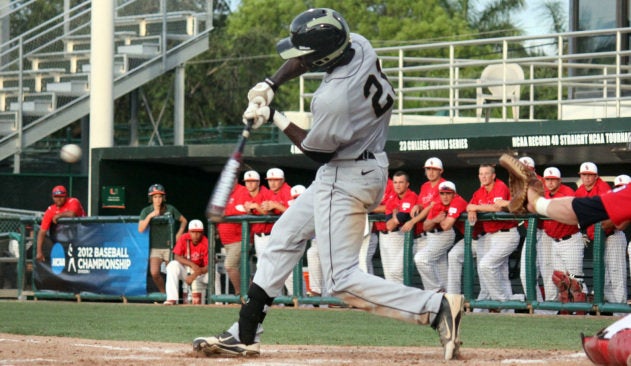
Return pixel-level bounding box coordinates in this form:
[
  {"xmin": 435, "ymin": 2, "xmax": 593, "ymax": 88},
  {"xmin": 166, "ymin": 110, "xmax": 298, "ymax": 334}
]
[
  {"xmin": 36, "ymin": 185, "xmax": 85, "ymax": 263},
  {"xmin": 614, "ymin": 174, "xmax": 631, "ymax": 283},
  {"xmin": 164, "ymin": 220, "xmax": 209, "ymax": 305},
  {"xmin": 402, "ymin": 157, "xmax": 446, "ymax": 255},
  {"xmin": 216, "ymin": 172, "xmax": 252, "ymax": 295},
  {"xmin": 467, "ymin": 164, "xmax": 520, "ymax": 304},
  {"xmin": 242, "ymin": 171, "xmax": 270, "ymax": 252},
  {"xmin": 251, "ymin": 168, "xmax": 290, "ymax": 260},
  {"xmin": 259, "ymin": 168, "xmax": 295, "ymax": 294},
  {"xmin": 416, "ymin": 181, "xmax": 467, "ymax": 292},
  {"xmin": 575, "ymin": 162, "xmax": 627, "ymax": 306},
  {"xmin": 380, "ymin": 171, "xmax": 418, "ymax": 283},
  {"xmin": 540, "ymin": 167, "xmax": 584, "ymax": 304},
  {"xmin": 367, "ymin": 178, "xmax": 395, "ymax": 274},
  {"xmin": 582, "ymin": 314, "xmax": 631, "ymax": 365},
  {"xmin": 516, "ymin": 157, "xmax": 551, "ymax": 310},
  {"xmin": 193, "ymin": 8, "xmax": 464, "ymax": 361},
  {"xmin": 447, "ymin": 225, "xmax": 480, "ymax": 295}
]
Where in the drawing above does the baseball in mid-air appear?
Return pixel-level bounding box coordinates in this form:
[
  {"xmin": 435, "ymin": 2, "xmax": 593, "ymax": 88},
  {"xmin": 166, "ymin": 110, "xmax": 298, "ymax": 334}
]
[{"xmin": 60, "ymin": 144, "xmax": 82, "ymax": 163}]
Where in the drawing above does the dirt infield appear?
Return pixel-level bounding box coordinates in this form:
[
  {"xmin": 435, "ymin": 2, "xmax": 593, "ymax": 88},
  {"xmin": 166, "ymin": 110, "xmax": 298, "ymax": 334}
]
[{"xmin": 0, "ymin": 332, "xmax": 593, "ymax": 365}]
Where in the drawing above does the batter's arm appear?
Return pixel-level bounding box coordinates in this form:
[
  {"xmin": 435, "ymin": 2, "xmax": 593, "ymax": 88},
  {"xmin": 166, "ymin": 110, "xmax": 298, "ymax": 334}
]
[
  {"xmin": 268, "ymin": 58, "xmax": 310, "ymax": 88},
  {"xmin": 283, "ymin": 124, "xmax": 335, "ymax": 163}
]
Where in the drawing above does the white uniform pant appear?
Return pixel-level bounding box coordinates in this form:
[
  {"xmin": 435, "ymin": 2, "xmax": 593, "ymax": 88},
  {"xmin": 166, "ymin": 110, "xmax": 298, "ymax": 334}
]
[
  {"xmin": 165, "ymin": 261, "xmax": 212, "ymax": 302},
  {"xmin": 415, "ymin": 230, "xmax": 454, "ymax": 291},
  {"xmin": 478, "ymin": 228, "xmax": 520, "ymax": 302},
  {"xmin": 447, "ymin": 238, "xmax": 477, "ymax": 294},
  {"xmin": 379, "ymin": 231, "xmax": 405, "ymax": 284},
  {"xmin": 520, "ymin": 228, "xmax": 548, "ymax": 302},
  {"xmin": 359, "ymin": 232, "xmax": 378, "ymax": 274},
  {"xmin": 547, "ymin": 232, "xmax": 584, "ymax": 301},
  {"xmin": 253, "ymin": 157, "xmax": 443, "ymax": 325},
  {"xmin": 256, "ymin": 233, "xmax": 295, "ymax": 295},
  {"xmin": 603, "ymin": 231, "xmax": 628, "ymax": 304},
  {"xmin": 306, "ymin": 240, "xmax": 323, "ymax": 295}
]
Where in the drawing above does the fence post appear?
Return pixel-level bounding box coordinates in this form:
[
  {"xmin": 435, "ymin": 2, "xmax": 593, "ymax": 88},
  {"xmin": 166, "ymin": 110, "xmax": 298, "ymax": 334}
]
[
  {"xmin": 463, "ymin": 220, "xmax": 474, "ymax": 301},
  {"xmin": 207, "ymin": 221, "xmax": 216, "ymax": 304},
  {"xmin": 292, "ymin": 258, "xmax": 304, "ymax": 305},
  {"xmin": 239, "ymin": 220, "xmax": 251, "ymax": 303},
  {"xmin": 524, "ymin": 216, "xmax": 538, "ymax": 304},
  {"xmin": 592, "ymin": 223, "xmax": 605, "ymax": 306},
  {"xmin": 403, "ymin": 230, "xmax": 414, "ymax": 286}
]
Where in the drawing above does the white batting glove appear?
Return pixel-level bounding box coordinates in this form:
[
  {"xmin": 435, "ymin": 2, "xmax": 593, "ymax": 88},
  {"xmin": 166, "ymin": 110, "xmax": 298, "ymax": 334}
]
[
  {"xmin": 242, "ymin": 103, "xmax": 268, "ymax": 129},
  {"xmin": 247, "ymin": 79, "xmax": 276, "ymax": 107}
]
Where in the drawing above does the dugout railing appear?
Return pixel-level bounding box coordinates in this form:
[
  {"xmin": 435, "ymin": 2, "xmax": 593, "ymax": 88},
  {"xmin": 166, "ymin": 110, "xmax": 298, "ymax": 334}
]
[
  {"xmin": 1, "ymin": 212, "xmax": 629, "ymax": 314},
  {"xmin": 206, "ymin": 212, "xmax": 631, "ymax": 315}
]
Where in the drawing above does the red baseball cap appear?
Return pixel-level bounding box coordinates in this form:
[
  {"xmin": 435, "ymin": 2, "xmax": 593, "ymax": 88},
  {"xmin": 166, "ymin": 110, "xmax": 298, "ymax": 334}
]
[{"xmin": 52, "ymin": 185, "xmax": 67, "ymax": 197}]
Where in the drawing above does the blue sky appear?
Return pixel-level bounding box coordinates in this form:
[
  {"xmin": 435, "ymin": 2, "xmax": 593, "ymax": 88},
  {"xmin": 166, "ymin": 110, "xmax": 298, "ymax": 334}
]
[{"xmin": 477, "ymin": 0, "xmax": 570, "ymax": 36}]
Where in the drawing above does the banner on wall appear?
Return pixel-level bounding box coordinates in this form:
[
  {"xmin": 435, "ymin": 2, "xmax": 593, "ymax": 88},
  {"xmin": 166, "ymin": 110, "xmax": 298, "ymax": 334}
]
[{"xmin": 34, "ymin": 222, "xmax": 149, "ymax": 296}]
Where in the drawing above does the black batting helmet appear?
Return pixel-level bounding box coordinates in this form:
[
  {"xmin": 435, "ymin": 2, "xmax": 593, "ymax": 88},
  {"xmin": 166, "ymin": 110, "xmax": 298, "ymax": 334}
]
[{"xmin": 276, "ymin": 8, "xmax": 351, "ymax": 72}]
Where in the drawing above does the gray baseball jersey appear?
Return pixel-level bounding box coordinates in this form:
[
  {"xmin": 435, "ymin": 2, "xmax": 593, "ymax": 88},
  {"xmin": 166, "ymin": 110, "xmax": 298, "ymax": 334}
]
[
  {"xmin": 251, "ymin": 33, "xmax": 445, "ymax": 327},
  {"xmin": 302, "ymin": 33, "xmax": 391, "ymax": 161}
]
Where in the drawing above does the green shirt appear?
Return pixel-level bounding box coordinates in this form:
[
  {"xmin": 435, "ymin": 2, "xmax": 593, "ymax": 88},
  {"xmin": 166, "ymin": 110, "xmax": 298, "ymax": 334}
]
[{"xmin": 139, "ymin": 204, "xmax": 182, "ymax": 249}]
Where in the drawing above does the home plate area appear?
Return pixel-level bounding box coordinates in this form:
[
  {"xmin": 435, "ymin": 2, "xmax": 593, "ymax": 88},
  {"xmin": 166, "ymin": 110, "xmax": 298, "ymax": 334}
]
[{"xmin": 0, "ymin": 333, "xmax": 591, "ymax": 365}]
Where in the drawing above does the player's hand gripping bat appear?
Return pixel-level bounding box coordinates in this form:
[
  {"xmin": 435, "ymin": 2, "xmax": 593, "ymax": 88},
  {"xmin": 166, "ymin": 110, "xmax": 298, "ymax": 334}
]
[{"xmin": 206, "ymin": 119, "xmax": 253, "ymax": 222}]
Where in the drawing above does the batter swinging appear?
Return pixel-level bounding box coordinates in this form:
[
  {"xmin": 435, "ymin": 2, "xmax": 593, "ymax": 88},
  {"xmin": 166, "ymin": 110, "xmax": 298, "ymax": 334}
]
[{"xmin": 192, "ymin": 8, "xmax": 464, "ymax": 361}]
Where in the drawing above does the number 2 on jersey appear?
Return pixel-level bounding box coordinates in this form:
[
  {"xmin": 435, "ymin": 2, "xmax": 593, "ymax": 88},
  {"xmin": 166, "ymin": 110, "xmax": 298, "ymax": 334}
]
[{"xmin": 363, "ymin": 60, "xmax": 395, "ymax": 118}]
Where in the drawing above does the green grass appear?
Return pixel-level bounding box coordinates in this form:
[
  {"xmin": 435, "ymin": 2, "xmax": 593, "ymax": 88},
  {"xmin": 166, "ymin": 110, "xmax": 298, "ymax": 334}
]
[{"xmin": 0, "ymin": 301, "xmax": 614, "ymax": 350}]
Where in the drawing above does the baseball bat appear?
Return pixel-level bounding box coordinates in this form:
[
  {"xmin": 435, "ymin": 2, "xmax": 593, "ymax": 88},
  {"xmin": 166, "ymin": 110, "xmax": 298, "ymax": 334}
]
[{"xmin": 206, "ymin": 119, "xmax": 253, "ymax": 222}]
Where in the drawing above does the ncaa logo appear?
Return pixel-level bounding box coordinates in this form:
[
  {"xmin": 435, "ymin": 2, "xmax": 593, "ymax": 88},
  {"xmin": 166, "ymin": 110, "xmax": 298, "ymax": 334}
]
[{"xmin": 50, "ymin": 243, "xmax": 66, "ymax": 274}]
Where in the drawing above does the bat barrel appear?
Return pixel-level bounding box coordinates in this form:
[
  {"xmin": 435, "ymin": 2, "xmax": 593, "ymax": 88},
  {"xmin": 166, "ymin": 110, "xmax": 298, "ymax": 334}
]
[{"xmin": 206, "ymin": 158, "xmax": 240, "ymax": 222}]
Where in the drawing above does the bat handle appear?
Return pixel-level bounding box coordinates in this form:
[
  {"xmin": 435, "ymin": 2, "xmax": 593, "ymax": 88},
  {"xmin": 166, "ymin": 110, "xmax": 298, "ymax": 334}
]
[{"xmin": 242, "ymin": 118, "xmax": 254, "ymax": 137}]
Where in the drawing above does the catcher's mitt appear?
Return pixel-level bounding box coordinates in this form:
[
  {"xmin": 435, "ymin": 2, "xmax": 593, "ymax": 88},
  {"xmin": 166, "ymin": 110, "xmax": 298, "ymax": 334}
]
[{"xmin": 498, "ymin": 154, "xmax": 544, "ymax": 214}]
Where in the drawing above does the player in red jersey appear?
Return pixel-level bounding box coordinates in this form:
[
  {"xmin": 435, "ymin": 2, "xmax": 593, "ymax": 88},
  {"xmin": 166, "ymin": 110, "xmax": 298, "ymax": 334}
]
[
  {"xmin": 36, "ymin": 185, "xmax": 85, "ymax": 262},
  {"xmin": 217, "ymin": 173, "xmax": 251, "ymax": 295},
  {"xmin": 416, "ymin": 181, "xmax": 467, "ymax": 292},
  {"xmin": 380, "ymin": 171, "xmax": 417, "ymax": 284},
  {"xmin": 540, "ymin": 167, "xmax": 585, "ymax": 308},
  {"xmin": 467, "ymin": 164, "xmax": 519, "ymax": 305},
  {"xmin": 574, "ymin": 162, "xmax": 627, "ymax": 307},
  {"xmin": 164, "ymin": 219, "xmax": 209, "ymax": 305},
  {"xmin": 402, "ymin": 157, "xmax": 446, "ymax": 252}
]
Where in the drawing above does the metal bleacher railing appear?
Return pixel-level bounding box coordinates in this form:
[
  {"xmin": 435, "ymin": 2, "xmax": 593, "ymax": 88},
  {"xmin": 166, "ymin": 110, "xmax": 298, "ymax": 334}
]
[
  {"xmin": 296, "ymin": 27, "xmax": 631, "ymax": 125},
  {"xmin": 0, "ymin": 211, "xmax": 629, "ymax": 314},
  {"xmin": 0, "ymin": 0, "xmax": 213, "ymax": 163}
]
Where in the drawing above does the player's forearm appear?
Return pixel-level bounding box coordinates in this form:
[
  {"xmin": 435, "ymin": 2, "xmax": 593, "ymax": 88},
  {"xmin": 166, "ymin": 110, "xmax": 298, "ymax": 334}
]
[
  {"xmin": 268, "ymin": 59, "xmax": 309, "ymax": 88},
  {"xmin": 423, "ymin": 219, "xmax": 437, "ymax": 231},
  {"xmin": 36, "ymin": 230, "xmax": 45, "ymax": 253}
]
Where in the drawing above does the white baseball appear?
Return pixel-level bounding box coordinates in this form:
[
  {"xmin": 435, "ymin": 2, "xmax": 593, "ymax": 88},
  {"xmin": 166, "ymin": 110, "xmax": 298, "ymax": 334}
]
[{"xmin": 60, "ymin": 144, "xmax": 82, "ymax": 163}]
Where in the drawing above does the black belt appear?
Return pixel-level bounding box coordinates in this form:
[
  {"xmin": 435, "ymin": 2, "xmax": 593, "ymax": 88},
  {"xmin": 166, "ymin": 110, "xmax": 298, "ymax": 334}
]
[
  {"xmin": 255, "ymin": 233, "xmax": 270, "ymax": 237},
  {"xmin": 552, "ymin": 234, "xmax": 573, "ymax": 242},
  {"xmin": 488, "ymin": 228, "xmax": 511, "ymax": 234},
  {"xmin": 355, "ymin": 151, "xmax": 375, "ymax": 160}
]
